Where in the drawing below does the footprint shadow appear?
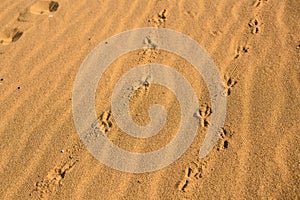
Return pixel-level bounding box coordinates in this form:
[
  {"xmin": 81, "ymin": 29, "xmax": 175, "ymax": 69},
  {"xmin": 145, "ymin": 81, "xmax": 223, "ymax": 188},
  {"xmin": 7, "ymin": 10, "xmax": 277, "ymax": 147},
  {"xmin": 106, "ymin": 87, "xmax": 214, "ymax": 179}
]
[
  {"xmin": 18, "ymin": 1, "xmax": 59, "ymax": 22},
  {"xmin": 30, "ymin": 0, "xmax": 59, "ymax": 15},
  {"xmin": 0, "ymin": 1, "xmax": 60, "ymax": 46},
  {"xmin": 0, "ymin": 28, "xmax": 23, "ymax": 45}
]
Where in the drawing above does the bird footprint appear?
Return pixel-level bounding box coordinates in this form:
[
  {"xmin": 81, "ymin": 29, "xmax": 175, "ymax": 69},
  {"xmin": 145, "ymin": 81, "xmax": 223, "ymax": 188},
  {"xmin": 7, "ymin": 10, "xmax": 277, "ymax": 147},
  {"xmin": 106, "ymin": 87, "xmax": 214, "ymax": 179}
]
[
  {"xmin": 195, "ymin": 104, "xmax": 211, "ymax": 128},
  {"xmin": 224, "ymin": 76, "xmax": 237, "ymax": 96},
  {"xmin": 248, "ymin": 19, "xmax": 261, "ymax": 34}
]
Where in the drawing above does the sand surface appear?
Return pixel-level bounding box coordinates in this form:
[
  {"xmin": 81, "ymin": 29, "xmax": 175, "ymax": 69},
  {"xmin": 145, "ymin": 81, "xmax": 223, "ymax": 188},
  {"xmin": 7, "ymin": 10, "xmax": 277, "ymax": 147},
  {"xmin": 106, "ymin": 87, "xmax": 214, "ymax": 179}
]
[{"xmin": 0, "ymin": 0, "xmax": 299, "ymax": 199}]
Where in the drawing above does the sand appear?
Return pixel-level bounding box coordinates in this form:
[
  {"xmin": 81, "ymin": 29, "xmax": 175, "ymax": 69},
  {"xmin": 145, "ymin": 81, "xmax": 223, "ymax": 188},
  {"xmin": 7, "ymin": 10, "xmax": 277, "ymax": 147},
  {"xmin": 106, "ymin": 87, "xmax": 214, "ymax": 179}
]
[{"xmin": 0, "ymin": 0, "xmax": 299, "ymax": 199}]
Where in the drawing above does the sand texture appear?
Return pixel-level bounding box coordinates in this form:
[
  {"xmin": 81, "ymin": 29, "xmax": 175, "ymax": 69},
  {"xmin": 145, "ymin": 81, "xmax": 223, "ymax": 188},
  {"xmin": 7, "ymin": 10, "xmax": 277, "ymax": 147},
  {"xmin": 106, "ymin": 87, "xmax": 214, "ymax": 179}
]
[{"xmin": 0, "ymin": 0, "xmax": 299, "ymax": 199}]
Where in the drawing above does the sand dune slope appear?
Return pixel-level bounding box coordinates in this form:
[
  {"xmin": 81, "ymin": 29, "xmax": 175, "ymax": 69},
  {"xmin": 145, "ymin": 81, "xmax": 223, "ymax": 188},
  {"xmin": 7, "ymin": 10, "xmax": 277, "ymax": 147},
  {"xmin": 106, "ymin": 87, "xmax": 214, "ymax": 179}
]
[{"xmin": 0, "ymin": 0, "xmax": 299, "ymax": 199}]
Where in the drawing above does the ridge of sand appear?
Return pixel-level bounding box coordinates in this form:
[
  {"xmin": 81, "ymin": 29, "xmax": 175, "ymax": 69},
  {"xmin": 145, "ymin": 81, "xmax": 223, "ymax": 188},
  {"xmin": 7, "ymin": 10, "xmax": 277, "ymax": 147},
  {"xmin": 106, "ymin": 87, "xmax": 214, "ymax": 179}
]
[{"xmin": 0, "ymin": 0, "xmax": 299, "ymax": 199}]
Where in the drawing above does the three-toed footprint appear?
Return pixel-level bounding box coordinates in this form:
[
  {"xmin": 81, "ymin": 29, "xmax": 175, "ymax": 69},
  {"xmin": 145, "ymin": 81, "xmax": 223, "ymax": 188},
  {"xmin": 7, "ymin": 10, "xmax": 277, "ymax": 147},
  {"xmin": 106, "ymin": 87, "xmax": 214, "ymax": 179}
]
[{"xmin": 195, "ymin": 104, "xmax": 211, "ymax": 128}]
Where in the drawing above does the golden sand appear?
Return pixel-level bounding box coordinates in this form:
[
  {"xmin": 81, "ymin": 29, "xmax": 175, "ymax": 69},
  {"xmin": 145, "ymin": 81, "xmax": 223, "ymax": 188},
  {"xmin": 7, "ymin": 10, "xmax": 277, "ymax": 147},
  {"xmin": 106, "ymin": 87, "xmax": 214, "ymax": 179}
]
[{"xmin": 0, "ymin": 0, "xmax": 299, "ymax": 199}]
